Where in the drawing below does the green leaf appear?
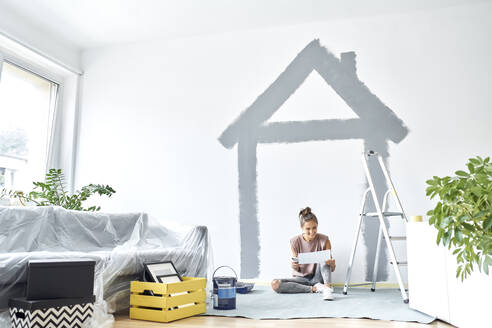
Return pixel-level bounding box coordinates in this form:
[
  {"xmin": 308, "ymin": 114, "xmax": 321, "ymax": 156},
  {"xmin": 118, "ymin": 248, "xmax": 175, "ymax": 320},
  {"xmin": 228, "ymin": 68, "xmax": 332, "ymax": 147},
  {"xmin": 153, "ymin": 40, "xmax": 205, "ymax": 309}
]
[
  {"xmin": 473, "ymin": 210, "xmax": 488, "ymax": 219},
  {"xmin": 456, "ymin": 266, "xmax": 462, "ymax": 278},
  {"xmin": 455, "ymin": 170, "xmax": 469, "ymax": 177},
  {"xmin": 437, "ymin": 229, "xmax": 444, "ymax": 245},
  {"xmin": 470, "ymin": 158, "xmax": 480, "ymax": 165},
  {"xmin": 454, "ymin": 229, "xmax": 464, "ymax": 242},
  {"xmin": 470, "ymin": 186, "xmax": 483, "ymax": 197},
  {"xmin": 440, "ymin": 216, "xmax": 452, "ymax": 229},
  {"xmin": 428, "ymin": 216, "xmax": 436, "ymax": 225},
  {"xmin": 483, "ymin": 256, "xmax": 491, "ymax": 275},
  {"xmin": 443, "ymin": 231, "xmax": 452, "ymax": 247},
  {"xmin": 462, "ymin": 223, "xmax": 475, "ymax": 232},
  {"xmin": 484, "ymin": 216, "xmax": 492, "ymax": 231}
]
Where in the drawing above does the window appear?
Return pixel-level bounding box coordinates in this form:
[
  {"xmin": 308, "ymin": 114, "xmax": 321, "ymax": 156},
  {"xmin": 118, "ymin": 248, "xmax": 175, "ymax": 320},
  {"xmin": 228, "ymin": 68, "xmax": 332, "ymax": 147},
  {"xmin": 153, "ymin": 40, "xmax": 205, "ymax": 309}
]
[{"xmin": 0, "ymin": 61, "xmax": 59, "ymax": 190}]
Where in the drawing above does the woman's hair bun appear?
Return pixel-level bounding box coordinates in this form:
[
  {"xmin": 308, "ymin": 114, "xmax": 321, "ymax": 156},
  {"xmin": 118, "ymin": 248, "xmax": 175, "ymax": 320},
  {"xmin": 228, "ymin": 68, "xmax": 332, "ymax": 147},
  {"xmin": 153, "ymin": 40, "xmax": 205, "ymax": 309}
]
[{"xmin": 299, "ymin": 207, "xmax": 311, "ymax": 217}]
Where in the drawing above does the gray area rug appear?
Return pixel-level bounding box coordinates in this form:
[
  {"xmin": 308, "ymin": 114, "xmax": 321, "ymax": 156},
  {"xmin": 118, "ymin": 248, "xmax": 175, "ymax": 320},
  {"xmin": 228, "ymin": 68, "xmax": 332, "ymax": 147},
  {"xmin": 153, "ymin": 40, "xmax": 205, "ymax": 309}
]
[{"xmin": 205, "ymin": 286, "xmax": 435, "ymax": 323}]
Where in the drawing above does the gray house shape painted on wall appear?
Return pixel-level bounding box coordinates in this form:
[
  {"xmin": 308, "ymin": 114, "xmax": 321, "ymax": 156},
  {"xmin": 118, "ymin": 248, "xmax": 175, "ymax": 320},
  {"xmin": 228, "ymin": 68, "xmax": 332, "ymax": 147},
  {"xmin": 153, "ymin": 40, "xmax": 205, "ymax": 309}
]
[{"xmin": 219, "ymin": 39, "xmax": 409, "ymax": 279}]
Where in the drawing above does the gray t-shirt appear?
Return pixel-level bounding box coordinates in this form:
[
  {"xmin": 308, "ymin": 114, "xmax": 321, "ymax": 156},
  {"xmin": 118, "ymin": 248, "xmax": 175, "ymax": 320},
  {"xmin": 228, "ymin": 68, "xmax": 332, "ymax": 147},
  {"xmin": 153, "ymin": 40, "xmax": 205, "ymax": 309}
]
[{"xmin": 290, "ymin": 233, "xmax": 329, "ymax": 277}]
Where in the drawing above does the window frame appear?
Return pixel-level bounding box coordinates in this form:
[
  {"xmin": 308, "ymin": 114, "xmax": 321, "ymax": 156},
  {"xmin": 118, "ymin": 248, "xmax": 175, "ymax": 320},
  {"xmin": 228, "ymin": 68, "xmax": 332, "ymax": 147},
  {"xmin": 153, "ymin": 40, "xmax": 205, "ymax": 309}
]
[
  {"xmin": 1, "ymin": 50, "xmax": 65, "ymax": 85},
  {"xmin": 0, "ymin": 42, "xmax": 81, "ymax": 193}
]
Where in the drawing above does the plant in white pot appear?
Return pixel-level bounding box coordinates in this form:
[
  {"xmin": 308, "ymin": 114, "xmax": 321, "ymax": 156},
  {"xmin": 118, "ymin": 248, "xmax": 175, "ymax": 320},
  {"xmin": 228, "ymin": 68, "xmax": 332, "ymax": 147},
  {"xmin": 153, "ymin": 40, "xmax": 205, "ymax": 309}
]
[{"xmin": 426, "ymin": 156, "xmax": 492, "ymax": 280}]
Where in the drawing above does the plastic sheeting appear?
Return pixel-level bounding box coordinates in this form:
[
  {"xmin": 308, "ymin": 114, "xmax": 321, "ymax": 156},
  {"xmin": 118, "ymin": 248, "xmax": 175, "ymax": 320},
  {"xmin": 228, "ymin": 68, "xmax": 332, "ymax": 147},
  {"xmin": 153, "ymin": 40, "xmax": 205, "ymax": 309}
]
[{"xmin": 0, "ymin": 206, "xmax": 212, "ymax": 328}]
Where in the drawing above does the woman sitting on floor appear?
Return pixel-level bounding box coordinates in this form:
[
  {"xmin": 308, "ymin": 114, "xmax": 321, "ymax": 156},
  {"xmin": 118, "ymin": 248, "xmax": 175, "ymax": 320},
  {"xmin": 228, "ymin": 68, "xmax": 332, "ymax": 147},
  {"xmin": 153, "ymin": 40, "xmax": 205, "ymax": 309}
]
[{"xmin": 271, "ymin": 206, "xmax": 336, "ymax": 301}]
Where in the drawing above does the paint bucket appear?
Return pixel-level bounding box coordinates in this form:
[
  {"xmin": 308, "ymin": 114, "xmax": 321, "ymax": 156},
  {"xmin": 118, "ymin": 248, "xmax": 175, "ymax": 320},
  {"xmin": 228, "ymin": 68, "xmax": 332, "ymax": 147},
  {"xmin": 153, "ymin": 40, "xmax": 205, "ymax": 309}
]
[{"xmin": 212, "ymin": 266, "xmax": 237, "ymax": 310}]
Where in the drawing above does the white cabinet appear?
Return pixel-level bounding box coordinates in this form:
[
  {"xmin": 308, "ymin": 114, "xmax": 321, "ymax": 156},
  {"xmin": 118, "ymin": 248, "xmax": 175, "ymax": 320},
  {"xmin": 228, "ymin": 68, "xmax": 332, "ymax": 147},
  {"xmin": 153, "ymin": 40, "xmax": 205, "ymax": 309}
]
[
  {"xmin": 445, "ymin": 253, "xmax": 492, "ymax": 328},
  {"xmin": 407, "ymin": 222, "xmax": 450, "ymax": 321},
  {"xmin": 407, "ymin": 222, "xmax": 492, "ymax": 328}
]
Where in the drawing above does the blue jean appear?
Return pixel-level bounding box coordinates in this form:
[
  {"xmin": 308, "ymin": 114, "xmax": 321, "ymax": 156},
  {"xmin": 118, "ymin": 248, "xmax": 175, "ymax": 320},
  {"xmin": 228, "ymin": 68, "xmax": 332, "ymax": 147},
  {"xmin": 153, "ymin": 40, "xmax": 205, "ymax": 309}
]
[{"xmin": 275, "ymin": 263, "xmax": 332, "ymax": 293}]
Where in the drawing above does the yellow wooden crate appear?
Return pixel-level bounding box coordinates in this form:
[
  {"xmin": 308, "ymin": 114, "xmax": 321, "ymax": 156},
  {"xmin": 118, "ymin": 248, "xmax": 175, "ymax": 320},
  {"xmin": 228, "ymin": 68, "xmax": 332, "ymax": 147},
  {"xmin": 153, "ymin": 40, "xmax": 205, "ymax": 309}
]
[{"xmin": 129, "ymin": 277, "xmax": 206, "ymax": 323}]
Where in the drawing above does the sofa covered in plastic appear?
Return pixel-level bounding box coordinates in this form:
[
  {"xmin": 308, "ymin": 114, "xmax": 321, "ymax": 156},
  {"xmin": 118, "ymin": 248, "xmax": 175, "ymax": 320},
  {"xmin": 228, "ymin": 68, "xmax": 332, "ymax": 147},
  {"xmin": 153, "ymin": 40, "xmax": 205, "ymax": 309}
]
[{"xmin": 0, "ymin": 206, "xmax": 211, "ymax": 327}]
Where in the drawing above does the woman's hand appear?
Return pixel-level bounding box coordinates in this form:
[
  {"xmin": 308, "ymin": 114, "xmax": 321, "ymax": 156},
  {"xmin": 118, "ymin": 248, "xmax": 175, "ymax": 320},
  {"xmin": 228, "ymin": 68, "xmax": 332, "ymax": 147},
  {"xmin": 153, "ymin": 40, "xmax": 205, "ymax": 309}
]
[
  {"xmin": 325, "ymin": 259, "xmax": 336, "ymax": 272},
  {"xmin": 291, "ymin": 261, "xmax": 300, "ymax": 271}
]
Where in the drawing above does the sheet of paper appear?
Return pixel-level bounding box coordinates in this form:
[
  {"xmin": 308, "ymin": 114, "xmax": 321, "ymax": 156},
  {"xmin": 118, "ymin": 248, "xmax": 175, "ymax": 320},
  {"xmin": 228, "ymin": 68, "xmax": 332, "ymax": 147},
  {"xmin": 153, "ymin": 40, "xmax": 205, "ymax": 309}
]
[{"xmin": 298, "ymin": 250, "xmax": 332, "ymax": 264}]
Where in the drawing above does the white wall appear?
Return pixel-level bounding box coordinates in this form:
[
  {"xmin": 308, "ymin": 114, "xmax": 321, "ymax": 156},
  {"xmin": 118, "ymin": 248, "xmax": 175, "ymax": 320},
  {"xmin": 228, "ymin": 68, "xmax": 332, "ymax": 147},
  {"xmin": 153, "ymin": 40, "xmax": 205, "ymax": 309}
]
[
  {"xmin": 0, "ymin": 4, "xmax": 81, "ymax": 73},
  {"xmin": 76, "ymin": 2, "xmax": 492, "ymax": 282}
]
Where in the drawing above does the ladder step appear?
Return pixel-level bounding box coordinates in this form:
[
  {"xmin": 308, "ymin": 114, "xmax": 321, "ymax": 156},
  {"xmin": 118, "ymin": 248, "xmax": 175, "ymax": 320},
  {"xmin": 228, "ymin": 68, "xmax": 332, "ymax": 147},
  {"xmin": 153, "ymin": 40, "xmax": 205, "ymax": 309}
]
[
  {"xmin": 362, "ymin": 211, "xmax": 403, "ymax": 217},
  {"xmin": 346, "ymin": 283, "xmax": 372, "ymax": 287},
  {"xmin": 387, "ymin": 236, "xmax": 406, "ymax": 241},
  {"xmin": 390, "ymin": 261, "xmax": 408, "ymax": 265}
]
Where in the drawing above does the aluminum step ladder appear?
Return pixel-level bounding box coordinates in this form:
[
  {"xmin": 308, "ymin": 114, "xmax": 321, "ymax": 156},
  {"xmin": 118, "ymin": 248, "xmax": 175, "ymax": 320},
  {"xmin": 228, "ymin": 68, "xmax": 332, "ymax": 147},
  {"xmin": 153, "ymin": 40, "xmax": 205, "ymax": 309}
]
[{"xmin": 343, "ymin": 150, "xmax": 409, "ymax": 303}]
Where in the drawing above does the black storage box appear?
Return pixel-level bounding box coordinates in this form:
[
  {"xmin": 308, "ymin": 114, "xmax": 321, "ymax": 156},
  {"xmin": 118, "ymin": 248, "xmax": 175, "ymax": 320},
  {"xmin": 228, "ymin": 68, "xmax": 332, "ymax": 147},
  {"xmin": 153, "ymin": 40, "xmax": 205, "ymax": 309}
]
[
  {"xmin": 27, "ymin": 259, "xmax": 95, "ymax": 300},
  {"xmin": 9, "ymin": 296, "xmax": 95, "ymax": 328}
]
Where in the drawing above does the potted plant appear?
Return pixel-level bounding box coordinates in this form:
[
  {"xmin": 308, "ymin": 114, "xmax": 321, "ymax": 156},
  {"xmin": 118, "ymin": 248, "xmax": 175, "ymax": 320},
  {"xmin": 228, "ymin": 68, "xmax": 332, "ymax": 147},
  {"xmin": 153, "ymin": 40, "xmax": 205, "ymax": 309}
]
[
  {"xmin": 1, "ymin": 168, "xmax": 115, "ymax": 211},
  {"xmin": 425, "ymin": 156, "xmax": 492, "ymax": 280}
]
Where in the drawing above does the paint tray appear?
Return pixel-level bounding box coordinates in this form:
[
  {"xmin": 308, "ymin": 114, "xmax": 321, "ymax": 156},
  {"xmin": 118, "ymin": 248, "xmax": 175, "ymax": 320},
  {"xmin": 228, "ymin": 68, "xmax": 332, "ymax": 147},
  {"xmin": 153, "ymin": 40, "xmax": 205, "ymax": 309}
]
[{"xmin": 236, "ymin": 282, "xmax": 255, "ymax": 294}]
